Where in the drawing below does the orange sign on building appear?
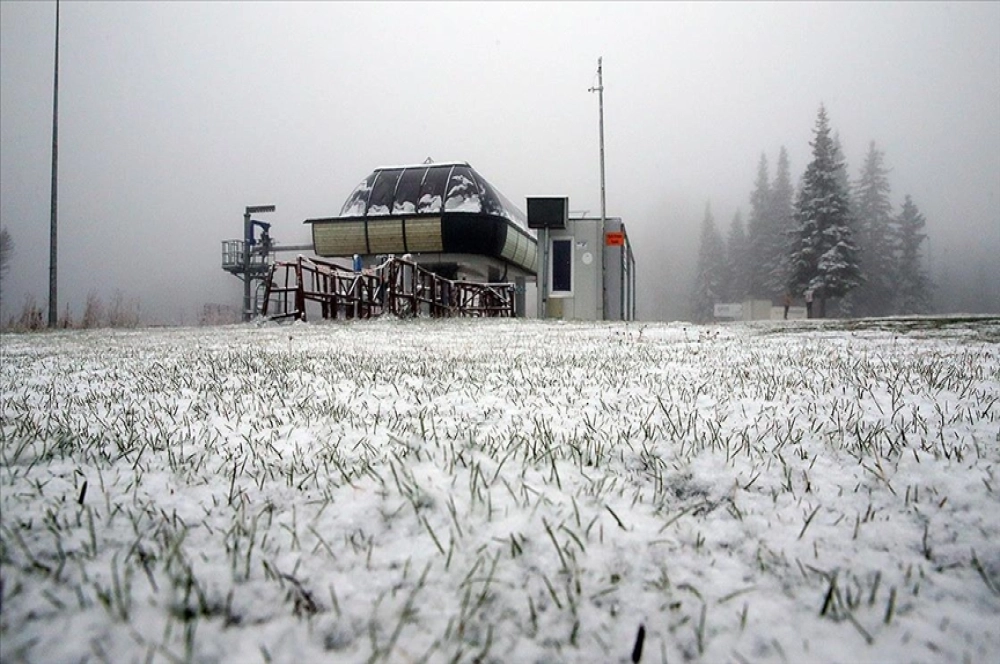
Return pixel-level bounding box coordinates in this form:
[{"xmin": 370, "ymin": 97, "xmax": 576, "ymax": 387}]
[{"xmin": 605, "ymin": 231, "xmax": 625, "ymax": 246}]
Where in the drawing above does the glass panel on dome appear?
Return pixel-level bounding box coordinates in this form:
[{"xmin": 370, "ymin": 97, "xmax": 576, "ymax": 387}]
[
  {"xmin": 417, "ymin": 166, "xmax": 450, "ymax": 213},
  {"xmin": 366, "ymin": 169, "xmax": 403, "ymax": 216},
  {"xmin": 340, "ymin": 173, "xmax": 377, "ymax": 217},
  {"xmin": 444, "ymin": 166, "xmax": 482, "ymax": 213},
  {"xmin": 475, "ymin": 175, "xmax": 526, "ymax": 226},
  {"xmin": 492, "ymin": 183, "xmax": 528, "ymax": 227},
  {"xmin": 392, "ymin": 168, "xmax": 425, "ymax": 215},
  {"xmin": 475, "ymin": 173, "xmax": 506, "ymax": 218}
]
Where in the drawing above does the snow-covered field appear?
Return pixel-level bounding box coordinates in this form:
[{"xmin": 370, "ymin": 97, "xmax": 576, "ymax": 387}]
[{"xmin": 1, "ymin": 317, "xmax": 998, "ymax": 664}]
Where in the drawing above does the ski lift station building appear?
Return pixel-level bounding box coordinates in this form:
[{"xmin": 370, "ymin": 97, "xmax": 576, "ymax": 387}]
[{"xmin": 302, "ymin": 161, "xmax": 636, "ymax": 321}]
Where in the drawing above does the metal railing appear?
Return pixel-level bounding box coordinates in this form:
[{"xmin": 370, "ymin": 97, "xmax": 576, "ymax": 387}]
[
  {"xmin": 262, "ymin": 255, "xmax": 515, "ymax": 322},
  {"xmin": 221, "ymin": 240, "xmax": 270, "ymax": 273}
]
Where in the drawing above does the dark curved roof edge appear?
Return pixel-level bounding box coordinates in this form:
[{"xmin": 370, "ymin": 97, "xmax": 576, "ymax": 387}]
[{"xmin": 336, "ymin": 162, "xmax": 528, "ymax": 229}]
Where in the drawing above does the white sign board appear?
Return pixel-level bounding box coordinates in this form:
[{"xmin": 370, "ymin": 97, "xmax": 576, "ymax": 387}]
[{"xmin": 714, "ymin": 303, "xmax": 743, "ymax": 318}]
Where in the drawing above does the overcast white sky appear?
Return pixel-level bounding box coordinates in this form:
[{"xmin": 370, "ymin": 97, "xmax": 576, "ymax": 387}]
[{"xmin": 1, "ymin": 1, "xmax": 998, "ymax": 322}]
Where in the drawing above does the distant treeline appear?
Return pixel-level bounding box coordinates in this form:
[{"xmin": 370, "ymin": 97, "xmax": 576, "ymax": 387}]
[
  {"xmin": 691, "ymin": 105, "xmax": 932, "ymax": 321},
  {"xmin": 4, "ymin": 291, "xmax": 142, "ymax": 331}
]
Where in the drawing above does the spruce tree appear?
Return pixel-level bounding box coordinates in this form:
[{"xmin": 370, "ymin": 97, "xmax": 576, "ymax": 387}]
[
  {"xmin": 0, "ymin": 228, "xmax": 12, "ymax": 315},
  {"xmin": 852, "ymin": 142, "xmax": 896, "ymax": 317},
  {"xmin": 766, "ymin": 147, "xmax": 795, "ymax": 300},
  {"xmin": 829, "ymin": 132, "xmax": 861, "ymax": 316},
  {"xmin": 788, "ymin": 106, "xmax": 862, "ymax": 318},
  {"xmin": 894, "ymin": 195, "xmax": 932, "ymax": 314},
  {"xmin": 690, "ymin": 203, "xmax": 726, "ymax": 323},
  {"xmin": 832, "ymin": 133, "xmax": 852, "ymax": 198},
  {"xmin": 746, "ymin": 154, "xmax": 771, "ymax": 299},
  {"xmin": 724, "ymin": 209, "xmax": 750, "ymax": 303}
]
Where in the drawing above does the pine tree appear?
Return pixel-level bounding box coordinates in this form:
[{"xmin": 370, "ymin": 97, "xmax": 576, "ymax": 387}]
[
  {"xmin": 0, "ymin": 228, "xmax": 12, "ymax": 314},
  {"xmin": 746, "ymin": 154, "xmax": 771, "ymax": 299},
  {"xmin": 851, "ymin": 142, "xmax": 896, "ymax": 317},
  {"xmin": 832, "ymin": 133, "xmax": 852, "ymax": 198},
  {"xmin": 788, "ymin": 106, "xmax": 862, "ymax": 318},
  {"xmin": 894, "ymin": 195, "xmax": 931, "ymax": 314},
  {"xmin": 766, "ymin": 147, "xmax": 795, "ymax": 299},
  {"xmin": 690, "ymin": 203, "xmax": 726, "ymax": 323},
  {"xmin": 829, "ymin": 132, "xmax": 861, "ymax": 317},
  {"xmin": 724, "ymin": 209, "xmax": 750, "ymax": 303}
]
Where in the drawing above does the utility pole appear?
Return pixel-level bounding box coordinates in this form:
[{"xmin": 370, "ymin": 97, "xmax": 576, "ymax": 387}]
[
  {"xmin": 48, "ymin": 0, "xmax": 59, "ymax": 327},
  {"xmin": 589, "ymin": 57, "xmax": 606, "ymax": 224},
  {"xmin": 589, "ymin": 57, "xmax": 607, "ymax": 319}
]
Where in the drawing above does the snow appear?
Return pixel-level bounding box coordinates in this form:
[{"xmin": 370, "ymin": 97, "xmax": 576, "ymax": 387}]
[
  {"xmin": 443, "ymin": 195, "xmax": 481, "ymax": 213},
  {"xmin": 340, "ymin": 179, "xmax": 374, "ymax": 217},
  {"xmin": 445, "ymin": 174, "xmax": 481, "ymax": 213},
  {"xmin": 1, "ymin": 318, "xmax": 999, "ymax": 663},
  {"xmin": 417, "ymin": 194, "xmax": 442, "ymax": 214}
]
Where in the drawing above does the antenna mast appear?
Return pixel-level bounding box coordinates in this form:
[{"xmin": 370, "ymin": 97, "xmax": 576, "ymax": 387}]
[
  {"xmin": 589, "ymin": 57, "xmax": 606, "ymax": 224},
  {"xmin": 589, "ymin": 57, "xmax": 608, "ymax": 318}
]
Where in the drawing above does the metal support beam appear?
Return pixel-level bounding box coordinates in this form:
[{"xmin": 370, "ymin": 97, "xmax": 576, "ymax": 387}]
[
  {"xmin": 242, "ymin": 210, "xmax": 251, "ymax": 321},
  {"xmin": 539, "ymin": 227, "xmax": 549, "ymax": 318}
]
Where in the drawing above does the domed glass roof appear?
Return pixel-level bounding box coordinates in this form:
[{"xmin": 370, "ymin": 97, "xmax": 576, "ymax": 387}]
[{"xmin": 339, "ymin": 162, "xmax": 527, "ymax": 228}]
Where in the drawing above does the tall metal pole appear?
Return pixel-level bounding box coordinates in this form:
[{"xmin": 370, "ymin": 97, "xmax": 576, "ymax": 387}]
[
  {"xmin": 589, "ymin": 57, "xmax": 607, "ymax": 319},
  {"xmin": 539, "ymin": 227, "xmax": 549, "ymax": 318},
  {"xmin": 48, "ymin": 0, "xmax": 60, "ymax": 327},
  {"xmin": 596, "ymin": 57, "xmax": 606, "ymax": 224}
]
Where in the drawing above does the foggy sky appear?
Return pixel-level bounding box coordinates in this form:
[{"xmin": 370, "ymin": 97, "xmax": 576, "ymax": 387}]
[{"xmin": 1, "ymin": 1, "xmax": 998, "ymax": 323}]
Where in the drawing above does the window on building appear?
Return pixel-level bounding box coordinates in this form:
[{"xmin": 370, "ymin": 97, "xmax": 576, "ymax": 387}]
[{"xmin": 551, "ymin": 238, "xmax": 572, "ymax": 295}]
